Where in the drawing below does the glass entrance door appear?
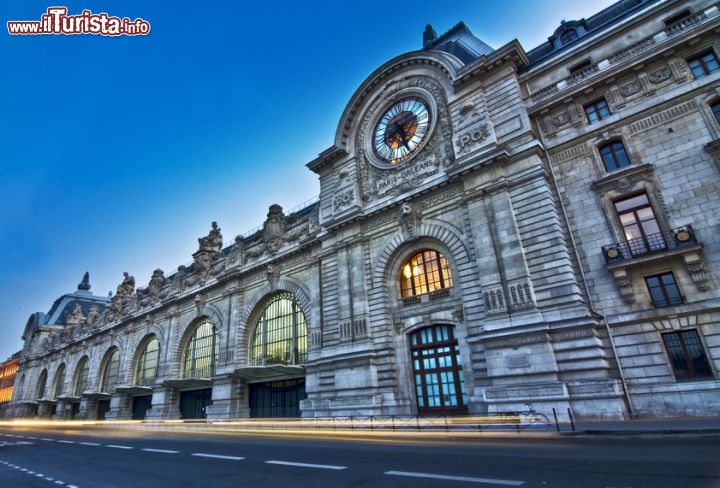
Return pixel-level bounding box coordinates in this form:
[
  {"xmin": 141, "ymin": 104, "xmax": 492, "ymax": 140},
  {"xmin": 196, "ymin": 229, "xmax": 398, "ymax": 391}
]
[{"xmin": 410, "ymin": 325, "xmax": 467, "ymax": 414}]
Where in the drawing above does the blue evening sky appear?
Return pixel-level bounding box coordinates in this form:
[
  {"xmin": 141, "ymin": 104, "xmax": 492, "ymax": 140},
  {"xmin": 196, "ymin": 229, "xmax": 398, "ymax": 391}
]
[{"xmin": 0, "ymin": 0, "xmax": 615, "ymax": 361}]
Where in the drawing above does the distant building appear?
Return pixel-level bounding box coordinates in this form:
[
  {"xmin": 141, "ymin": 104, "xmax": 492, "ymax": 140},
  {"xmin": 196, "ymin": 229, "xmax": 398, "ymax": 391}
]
[
  {"xmin": 8, "ymin": 0, "xmax": 720, "ymax": 421},
  {"xmin": 0, "ymin": 353, "xmax": 20, "ymax": 418}
]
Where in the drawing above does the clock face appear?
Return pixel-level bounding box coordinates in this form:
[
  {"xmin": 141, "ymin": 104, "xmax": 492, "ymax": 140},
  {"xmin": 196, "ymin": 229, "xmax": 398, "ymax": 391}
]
[{"xmin": 373, "ymin": 97, "xmax": 431, "ymax": 164}]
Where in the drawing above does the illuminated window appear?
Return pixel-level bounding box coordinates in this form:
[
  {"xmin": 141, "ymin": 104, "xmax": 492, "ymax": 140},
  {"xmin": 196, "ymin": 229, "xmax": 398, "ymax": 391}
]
[
  {"xmin": 251, "ymin": 293, "xmax": 307, "ymax": 366},
  {"xmin": 100, "ymin": 348, "xmax": 120, "ymax": 393},
  {"xmin": 662, "ymin": 329, "xmax": 713, "ymax": 380},
  {"xmin": 53, "ymin": 364, "xmax": 66, "ymax": 399},
  {"xmin": 400, "ymin": 249, "xmax": 453, "ymax": 298},
  {"xmin": 183, "ymin": 319, "xmax": 218, "ymax": 379},
  {"xmin": 74, "ymin": 357, "xmax": 89, "ymax": 397},
  {"xmin": 687, "ymin": 50, "xmax": 719, "ymax": 78},
  {"xmin": 136, "ymin": 336, "xmax": 160, "ymax": 387},
  {"xmin": 37, "ymin": 369, "xmax": 48, "ymax": 399},
  {"xmin": 599, "ymin": 141, "xmax": 631, "ymax": 171},
  {"xmin": 614, "ymin": 193, "xmax": 665, "ymax": 256}
]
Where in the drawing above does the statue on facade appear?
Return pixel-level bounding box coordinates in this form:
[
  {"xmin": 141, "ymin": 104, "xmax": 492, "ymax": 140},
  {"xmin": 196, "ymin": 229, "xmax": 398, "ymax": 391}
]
[
  {"xmin": 199, "ymin": 221, "xmax": 223, "ymax": 252},
  {"xmin": 65, "ymin": 302, "xmax": 85, "ymax": 326}
]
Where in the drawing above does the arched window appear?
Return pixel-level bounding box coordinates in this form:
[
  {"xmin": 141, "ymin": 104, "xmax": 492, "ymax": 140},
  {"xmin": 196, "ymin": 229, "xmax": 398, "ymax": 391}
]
[
  {"xmin": 599, "ymin": 141, "xmax": 631, "ymax": 172},
  {"xmin": 183, "ymin": 319, "xmax": 218, "ymax": 379},
  {"xmin": 136, "ymin": 336, "xmax": 160, "ymax": 386},
  {"xmin": 100, "ymin": 348, "xmax": 120, "ymax": 393},
  {"xmin": 400, "ymin": 249, "xmax": 453, "ymax": 298},
  {"xmin": 36, "ymin": 369, "xmax": 48, "ymax": 399},
  {"xmin": 560, "ymin": 28, "xmax": 578, "ymax": 45},
  {"xmin": 53, "ymin": 364, "xmax": 66, "ymax": 399},
  {"xmin": 250, "ymin": 293, "xmax": 307, "ymax": 366},
  {"xmin": 74, "ymin": 357, "xmax": 90, "ymax": 397}
]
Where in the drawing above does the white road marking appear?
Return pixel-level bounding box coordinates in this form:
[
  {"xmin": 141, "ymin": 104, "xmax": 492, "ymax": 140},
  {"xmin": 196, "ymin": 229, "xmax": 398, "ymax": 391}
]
[
  {"xmin": 42, "ymin": 438, "xmax": 56, "ymax": 442},
  {"xmin": 142, "ymin": 448, "xmax": 179, "ymax": 454},
  {"xmin": 191, "ymin": 453, "xmax": 244, "ymax": 461},
  {"xmin": 385, "ymin": 470, "xmax": 524, "ymax": 486},
  {"xmin": 106, "ymin": 444, "xmax": 134, "ymax": 449},
  {"xmin": 266, "ymin": 460, "xmax": 347, "ymax": 470},
  {"xmin": 79, "ymin": 442, "xmax": 101, "ymax": 446},
  {"xmin": 58, "ymin": 440, "xmax": 75, "ymax": 444}
]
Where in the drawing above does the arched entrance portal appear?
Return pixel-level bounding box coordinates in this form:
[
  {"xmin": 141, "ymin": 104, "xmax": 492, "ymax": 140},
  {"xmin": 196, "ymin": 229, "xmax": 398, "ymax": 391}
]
[{"xmin": 410, "ymin": 325, "xmax": 467, "ymax": 414}]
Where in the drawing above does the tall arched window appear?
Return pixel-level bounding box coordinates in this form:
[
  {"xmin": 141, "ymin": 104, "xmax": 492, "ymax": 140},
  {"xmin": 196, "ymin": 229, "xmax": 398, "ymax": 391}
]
[
  {"xmin": 250, "ymin": 293, "xmax": 307, "ymax": 366},
  {"xmin": 53, "ymin": 364, "xmax": 66, "ymax": 399},
  {"xmin": 36, "ymin": 369, "xmax": 48, "ymax": 399},
  {"xmin": 100, "ymin": 348, "xmax": 120, "ymax": 393},
  {"xmin": 400, "ymin": 249, "xmax": 453, "ymax": 298},
  {"xmin": 183, "ymin": 319, "xmax": 218, "ymax": 379},
  {"xmin": 136, "ymin": 336, "xmax": 160, "ymax": 386},
  {"xmin": 74, "ymin": 357, "xmax": 90, "ymax": 397}
]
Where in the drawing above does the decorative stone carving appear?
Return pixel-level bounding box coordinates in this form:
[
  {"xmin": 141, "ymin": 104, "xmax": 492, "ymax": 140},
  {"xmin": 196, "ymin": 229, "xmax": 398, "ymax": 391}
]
[
  {"xmin": 682, "ymin": 252, "xmax": 710, "ymax": 291},
  {"xmin": 619, "ymin": 79, "xmax": 642, "ymax": 97},
  {"xmin": 110, "ymin": 272, "xmax": 135, "ymax": 316},
  {"xmin": 454, "ymin": 106, "xmax": 491, "ymax": 154},
  {"xmin": 226, "ymin": 236, "xmax": 245, "ymax": 268},
  {"xmin": 66, "ymin": 303, "xmax": 85, "ymax": 326},
  {"xmin": 198, "ymin": 221, "xmax": 223, "ymax": 252},
  {"xmin": 266, "ymin": 264, "xmax": 280, "ymax": 289},
  {"xmin": 399, "ymin": 202, "xmax": 422, "ymax": 239},
  {"xmin": 550, "ymin": 111, "xmax": 571, "ymax": 127},
  {"xmin": 137, "ymin": 269, "xmax": 168, "ymax": 307},
  {"xmin": 85, "ymin": 304, "xmax": 100, "ymax": 327},
  {"xmin": 648, "ymin": 65, "xmax": 672, "ymax": 84},
  {"xmin": 610, "ymin": 269, "xmax": 635, "ymax": 304},
  {"xmin": 194, "ymin": 293, "xmax": 206, "ymax": 312},
  {"xmin": 245, "ymin": 204, "xmax": 316, "ymax": 260}
]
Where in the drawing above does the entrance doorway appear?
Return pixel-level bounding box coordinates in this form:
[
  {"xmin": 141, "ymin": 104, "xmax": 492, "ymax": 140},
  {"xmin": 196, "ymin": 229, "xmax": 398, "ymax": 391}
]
[
  {"xmin": 410, "ymin": 324, "xmax": 467, "ymax": 414},
  {"xmin": 97, "ymin": 399, "xmax": 110, "ymax": 420},
  {"xmin": 132, "ymin": 395, "xmax": 152, "ymax": 420},
  {"xmin": 249, "ymin": 378, "xmax": 305, "ymax": 417},
  {"xmin": 179, "ymin": 388, "xmax": 212, "ymax": 419}
]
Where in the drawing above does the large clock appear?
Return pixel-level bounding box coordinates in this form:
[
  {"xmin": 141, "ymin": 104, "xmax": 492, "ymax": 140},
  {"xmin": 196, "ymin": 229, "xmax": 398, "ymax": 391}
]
[{"xmin": 373, "ymin": 96, "xmax": 431, "ymax": 164}]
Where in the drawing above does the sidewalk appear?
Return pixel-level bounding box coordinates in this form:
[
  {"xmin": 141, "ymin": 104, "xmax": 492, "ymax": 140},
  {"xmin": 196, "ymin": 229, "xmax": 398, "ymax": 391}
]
[{"xmin": 569, "ymin": 416, "xmax": 720, "ymax": 436}]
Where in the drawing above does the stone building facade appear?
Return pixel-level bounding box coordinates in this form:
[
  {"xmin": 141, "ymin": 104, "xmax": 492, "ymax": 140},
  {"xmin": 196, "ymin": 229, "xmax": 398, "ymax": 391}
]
[{"xmin": 9, "ymin": 0, "xmax": 720, "ymax": 421}]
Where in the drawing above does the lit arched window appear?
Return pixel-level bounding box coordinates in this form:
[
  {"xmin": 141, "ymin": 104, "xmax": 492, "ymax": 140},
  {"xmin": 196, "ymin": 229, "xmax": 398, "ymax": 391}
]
[
  {"xmin": 74, "ymin": 357, "xmax": 90, "ymax": 397},
  {"xmin": 53, "ymin": 364, "xmax": 66, "ymax": 399},
  {"xmin": 136, "ymin": 336, "xmax": 160, "ymax": 386},
  {"xmin": 400, "ymin": 249, "xmax": 453, "ymax": 298},
  {"xmin": 37, "ymin": 369, "xmax": 48, "ymax": 399},
  {"xmin": 183, "ymin": 319, "xmax": 218, "ymax": 379},
  {"xmin": 100, "ymin": 348, "xmax": 120, "ymax": 393},
  {"xmin": 251, "ymin": 293, "xmax": 307, "ymax": 366}
]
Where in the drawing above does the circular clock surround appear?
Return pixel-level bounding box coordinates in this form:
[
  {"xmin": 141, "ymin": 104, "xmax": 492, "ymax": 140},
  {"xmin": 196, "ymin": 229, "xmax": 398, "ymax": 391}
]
[{"xmin": 372, "ymin": 96, "xmax": 432, "ymax": 165}]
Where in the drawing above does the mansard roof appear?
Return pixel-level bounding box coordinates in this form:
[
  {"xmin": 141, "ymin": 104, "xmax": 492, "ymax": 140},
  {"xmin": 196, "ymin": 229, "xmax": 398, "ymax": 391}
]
[
  {"xmin": 422, "ymin": 21, "xmax": 494, "ymax": 64},
  {"xmin": 525, "ymin": 0, "xmax": 662, "ymax": 66}
]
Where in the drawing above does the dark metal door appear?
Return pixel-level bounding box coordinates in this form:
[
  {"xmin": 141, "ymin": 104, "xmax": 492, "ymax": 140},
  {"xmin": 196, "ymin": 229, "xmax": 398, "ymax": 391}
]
[
  {"xmin": 249, "ymin": 379, "xmax": 305, "ymax": 418},
  {"xmin": 97, "ymin": 399, "xmax": 110, "ymax": 420},
  {"xmin": 179, "ymin": 388, "xmax": 212, "ymax": 419},
  {"xmin": 132, "ymin": 395, "xmax": 152, "ymax": 420}
]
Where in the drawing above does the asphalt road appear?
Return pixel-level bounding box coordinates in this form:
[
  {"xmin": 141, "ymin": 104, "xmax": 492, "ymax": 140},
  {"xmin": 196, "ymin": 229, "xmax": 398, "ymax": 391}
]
[{"xmin": 1, "ymin": 426, "xmax": 718, "ymax": 487}]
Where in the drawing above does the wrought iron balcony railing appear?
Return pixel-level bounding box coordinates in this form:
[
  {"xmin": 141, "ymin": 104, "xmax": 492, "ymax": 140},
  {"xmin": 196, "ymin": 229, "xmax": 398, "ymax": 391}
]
[{"xmin": 602, "ymin": 225, "xmax": 698, "ymax": 264}]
